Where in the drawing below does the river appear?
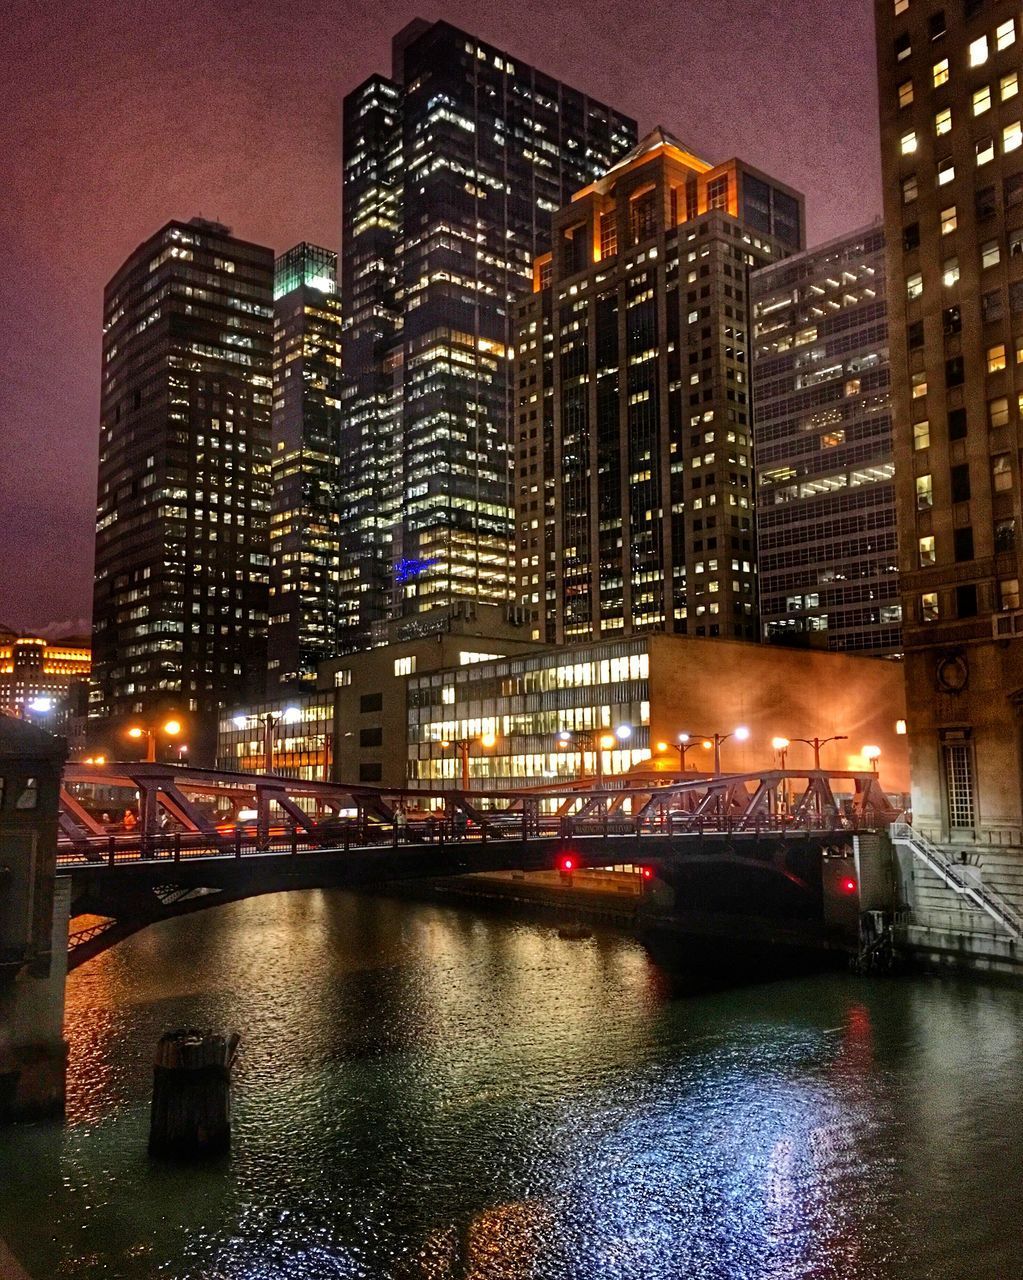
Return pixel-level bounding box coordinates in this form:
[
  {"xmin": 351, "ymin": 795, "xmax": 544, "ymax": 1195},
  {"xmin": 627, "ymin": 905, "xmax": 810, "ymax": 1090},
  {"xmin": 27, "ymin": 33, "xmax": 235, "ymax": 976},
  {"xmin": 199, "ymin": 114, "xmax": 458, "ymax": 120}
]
[{"xmin": 1, "ymin": 889, "xmax": 1022, "ymax": 1279}]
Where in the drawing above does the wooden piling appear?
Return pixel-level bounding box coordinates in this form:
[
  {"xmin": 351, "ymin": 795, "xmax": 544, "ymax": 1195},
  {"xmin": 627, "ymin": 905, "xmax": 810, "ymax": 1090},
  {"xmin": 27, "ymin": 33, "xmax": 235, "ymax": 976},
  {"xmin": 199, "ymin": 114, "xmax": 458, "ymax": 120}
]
[{"xmin": 148, "ymin": 1029, "xmax": 240, "ymax": 1158}]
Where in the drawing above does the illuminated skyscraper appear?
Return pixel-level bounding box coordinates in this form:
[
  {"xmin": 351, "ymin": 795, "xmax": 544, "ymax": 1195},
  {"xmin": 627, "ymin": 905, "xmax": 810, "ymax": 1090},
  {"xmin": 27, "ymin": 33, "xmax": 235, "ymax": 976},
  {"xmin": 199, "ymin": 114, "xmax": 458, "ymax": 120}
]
[
  {"xmin": 267, "ymin": 243, "xmax": 344, "ymax": 692},
  {"xmin": 752, "ymin": 223, "xmax": 900, "ymax": 656},
  {"xmin": 515, "ymin": 128, "xmax": 803, "ymax": 643},
  {"xmin": 876, "ymin": 0, "xmax": 1023, "ymax": 851},
  {"xmin": 91, "ymin": 218, "xmax": 273, "ymax": 760},
  {"xmin": 338, "ymin": 20, "xmax": 637, "ymax": 648}
]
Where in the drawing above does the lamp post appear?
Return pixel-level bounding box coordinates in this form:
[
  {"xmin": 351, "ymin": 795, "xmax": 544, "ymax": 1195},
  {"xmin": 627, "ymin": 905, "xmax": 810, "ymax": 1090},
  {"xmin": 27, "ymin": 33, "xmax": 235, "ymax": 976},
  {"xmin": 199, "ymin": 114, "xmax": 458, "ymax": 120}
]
[
  {"xmin": 440, "ymin": 732, "xmax": 497, "ymax": 790},
  {"xmin": 559, "ymin": 724, "xmax": 631, "ymax": 787},
  {"xmin": 128, "ymin": 718, "xmax": 182, "ymax": 763},
  {"xmin": 680, "ymin": 726, "xmax": 750, "ymax": 776},
  {"xmin": 656, "ymin": 732, "xmax": 700, "ymax": 772},
  {"xmin": 784, "ymin": 734, "xmax": 848, "ymax": 770},
  {"xmin": 233, "ymin": 707, "xmax": 301, "ymax": 775},
  {"xmin": 862, "ymin": 744, "xmax": 882, "ymax": 774}
]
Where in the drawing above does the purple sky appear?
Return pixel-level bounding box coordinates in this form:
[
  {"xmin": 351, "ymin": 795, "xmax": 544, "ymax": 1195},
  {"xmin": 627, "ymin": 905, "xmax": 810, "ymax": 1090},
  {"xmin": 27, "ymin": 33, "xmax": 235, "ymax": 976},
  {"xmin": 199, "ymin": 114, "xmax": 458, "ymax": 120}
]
[{"xmin": 0, "ymin": 0, "xmax": 881, "ymax": 634}]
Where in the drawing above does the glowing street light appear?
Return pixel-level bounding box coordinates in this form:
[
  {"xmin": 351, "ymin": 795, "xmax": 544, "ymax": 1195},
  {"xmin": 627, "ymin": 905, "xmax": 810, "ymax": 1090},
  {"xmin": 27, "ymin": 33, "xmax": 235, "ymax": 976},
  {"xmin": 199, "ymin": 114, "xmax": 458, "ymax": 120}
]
[
  {"xmin": 862, "ymin": 744, "xmax": 882, "ymax": 774},
  {"xmin": 559, "ymin": 724, "xmax": 630, "ymax": 787},
  {"xmin": 27, "ymin": 695, "xmax": 54, "ymax": 715},
  {"xmin": 680, "ymin": 726, "xmax": 750, "ymax": 776},
  {"xmin": 127, "ymin": 719, "xmax": 182, "ymax": 763},
  {"xmin": 440, "ymin": 731, "xmax": 499, "ymax": 790},
  {"xmin": 771, "ymin": 736, "xmax": 791, "ymax": 769},
  {"xmin": 779, "ymin": 734, "xmax": 849, "ymax": 770},
  {"xmin": 231, "ymin": 707, "xmax": 303, "ymax": 774},
  {"xmin": 657, "ymin": 731, "xmax": 702, "ymax": 772}
]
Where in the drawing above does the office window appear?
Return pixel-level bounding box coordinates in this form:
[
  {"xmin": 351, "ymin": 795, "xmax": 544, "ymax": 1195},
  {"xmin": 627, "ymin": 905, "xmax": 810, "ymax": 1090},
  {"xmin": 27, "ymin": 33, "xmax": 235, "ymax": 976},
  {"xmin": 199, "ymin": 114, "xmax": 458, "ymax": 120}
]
[
  {"xmin": 950, "ymin": 463, "xmax": 971, "ymax": 502},
  {"xmin": 359, "ymin": 727, "xmax": 383, "ymax": 748},
  {"xmin": 901, "ymin": 129, "xmax": 918, "ymax": 155},
  {"xmin": 394, "ymin": 656, "xmax": 416, "ymax": 676},
  {"xmin": 981, "ymin": 239, "xmax": 1001, "ymax": 268},
  {"xmin": 908, "ymin": 318, "xmax": 925, "ymax": 348},
  {"xmin": 943, "ymin": 257, "xmax": 960, "ymax": 286},
  {"xmin": 359, "ymin": 691, "xmax": 383, "ymax": 713},
  {"xmin": 894, "ymin": 0, "xmax": 908, "ymax": 11},
  {"xmin": 976, "ymin": 136, "xmax": 995, "ymax": 165},
  {"xmin": 912, "ymin": 371, "xmax": 928, "ymax": 398},
  {"xmin": 913, "ymin": 419, "xmax": 931, "ymax": 450},
  {"xmin": 996, "ymin": 18, "xmax": 1016, "ymax": 50},
  {"xmin": 1000, "ymin": 578, "xmax": 1021, "ymax": 610},
  {"xmin": 976, "ymin": 185, "xmax": 997, "ymax": 219},
  {"xmin": 899, "ymin": 79, "xmax": 914, "ymax": 107},
  {"xmin": 946, "ymin": 354, "xmax": 965, "ymax": 385},
  {"xmin": 1006, "ymin": 172, "xmax": 1023, "ymax": 208},
  {"xmin": 896, "ymin": 32, "xmax": 912, "ymax": 61},
  {"xmin": 916, "ymin": 474, "xmax": 933, "ymax": 508},
  {"xmin": 935, "ymin": 107, "xmax": 952, "ymax": 135},
  {"xmin": 969, "ymin": 35, "xmax": 989, "ymax": 66},
  {"xmin": 933, "ymin": 57, "xmax": 950, "ymax": 87},
  {"xmin": 929, "ymin": 9, "xmax": 947, "ymax": 39},
  {"xmin": 919, "ymin": 535, "xmax": 936, "ymax": 565},
  {"xmin": 944, "ymin": 743, "xmax": 975, "ymax": 829},
  {"xmin": 992, "ymin": 453, "xmax": 1013, "ymax": 491},
  {"xmin": 903, "ymin": 173, "xmax": 919, "ymax": 202},
  {"xmin": 937, "ymin": 157, "xmax": 955, "ymax": 184},
  {"xmin": 907, "ymin": 272, "xmax": 924, "ymax": 299},
  {"xmin": 1004, "ymin": 121, "xmax": 1023, "ymax": 152},
  {"xmin": 1001, "ymin": 72, "xmax": 1019, "ymax": 100},
  {"xmin": 940, "ymin": 205, "xmax": 957, "ymax": 234},
  {"xmin": 956, "ymin": 584, "xmax": 978, "ymax": 617},
  {"xmin": 954, "ymin": 527, "xmax": 975, "ymax": 561},
  {"xmin": 948, "ymin": 407, "xmax": 967, "ymax": 440},
  {"xmin": 333, "ymin": 668, "xmax": 352, "ymax": 688},
  {"xmin": 989, "ymin": 396, "xmax": 1010, "ymax": 427},
  {"xmin": 996, "ymin": 518, "xmax": 1017, "ymax": 552},
  {"xmin": 982, "ymin": 289, "xmax": 1004, "ymax": 322},
  {"xmin": 921, "ymin": 591, "xmax": 939, "ymax": 622},
  {"xmin": 903, "ymin": 221, "xmax": 921, "ymax": 251},
  {"xmin": 987, "ymin": 343, "xmax": 1006, "ymax": 371},
  {"xmin": 973, "ymin": 85, "xmax": 992, "ymax": 115}
]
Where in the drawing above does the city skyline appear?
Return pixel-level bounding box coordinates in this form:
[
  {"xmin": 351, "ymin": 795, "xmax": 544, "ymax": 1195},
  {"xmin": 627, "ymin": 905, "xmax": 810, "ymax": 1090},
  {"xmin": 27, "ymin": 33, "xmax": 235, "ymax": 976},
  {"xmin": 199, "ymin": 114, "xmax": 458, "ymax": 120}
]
[{"xmin": 1, "ymin": 0, "xmax": 883, "ymax": 631}]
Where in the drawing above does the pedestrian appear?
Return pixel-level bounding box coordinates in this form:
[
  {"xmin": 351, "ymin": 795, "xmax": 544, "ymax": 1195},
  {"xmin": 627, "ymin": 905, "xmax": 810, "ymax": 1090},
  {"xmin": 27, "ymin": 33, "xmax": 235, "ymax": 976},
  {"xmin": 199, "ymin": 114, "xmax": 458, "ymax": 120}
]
[
  {"xmin": 122, "ymin": 808, "xmax": 137, "ymax": 832},
  {"xmin": 394, "ymin": 804, "xmax": 408, "ymax": 844}
]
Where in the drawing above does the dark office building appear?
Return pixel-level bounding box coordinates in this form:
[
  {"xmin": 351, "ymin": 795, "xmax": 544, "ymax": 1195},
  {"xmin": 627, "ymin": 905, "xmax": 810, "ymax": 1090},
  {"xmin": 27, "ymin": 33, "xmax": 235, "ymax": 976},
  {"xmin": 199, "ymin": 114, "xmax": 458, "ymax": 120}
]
[
  {"xmin": 267, "ymin": 243, "xmax": 344, "ymax": 692},
  {"xmin": 91, "ymin": 218, "xmax": 273, "ymax": 761},
  {"xmin": 338, "ymin": 20, "xmax": 637, "ymax": 649},
  {"xmin": 752, "ymin": 223, "xmax": 900, "ymax": 656},
  {"xmin": 514, "ymin": 128, "xmax": 804, "ymax": 644}
]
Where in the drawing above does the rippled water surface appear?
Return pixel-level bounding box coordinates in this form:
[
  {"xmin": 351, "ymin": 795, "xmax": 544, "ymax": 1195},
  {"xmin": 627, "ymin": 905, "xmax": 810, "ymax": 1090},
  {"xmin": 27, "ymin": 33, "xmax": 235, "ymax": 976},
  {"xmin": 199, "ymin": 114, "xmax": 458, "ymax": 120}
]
[{"xmin": 2, "ymin": 890, "xmax": 1023, "ymax": 1279}]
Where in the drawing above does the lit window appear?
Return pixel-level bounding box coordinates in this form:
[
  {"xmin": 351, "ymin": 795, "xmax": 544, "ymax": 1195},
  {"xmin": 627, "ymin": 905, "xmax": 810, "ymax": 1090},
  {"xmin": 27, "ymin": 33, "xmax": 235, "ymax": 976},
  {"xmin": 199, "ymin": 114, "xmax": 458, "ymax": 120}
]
[
  {"xmin": 933, "ymin": 58, "xmax": 949, "ymax": 87},
  {"xmin": 973, "ymin": 85, "xmax": 992, "ymax": 115},
  {"xmin": 969, "ymin": 35, "xmax": 989, "ymax": 66},
  {"xmin": 1004, "ymin": 121, "xmax": 1023, "ymax": 152},
  {"xmin": 996, "ymin": 19, "xmax": 1016, "ymax": 51},
  {"xmin": 394, "ymin": 655, "xmax": 416, "ymax": 676},
  {"xmin": 1001, "ymin": 72, "xmax": 1019, "ymax": 101},
  {"xmin": 988, "ymin": 343, "xmax": 1007, "ymax": 371},
  {"xmin": 916, "ymin": 474, "xmax": 933, "ymax": 508},
  {"xmin": 981, "ymin": 240, "xmax": 1001, "ymax": 269},
  {"xmin": 896, "ymin": 32, "xmax": 912, "ymax": 61},
  {"xmin": 899, "ymin": 80, "xmax": 914, "ymax": 108},
  {"xmin": 907, "ymin": 271, "xmax": 924, "ymax": 299},
  {"xmin": 895, "ymin": 0, "xmax": 908, "ymax": 12},
  {"xmin": 989, "ymin": 396, "xmax": 1010, "ymax": 428},
  {"xmin": 901, "ymin": 129, "xmax": 918, "ymax": 155},
  {"xmin": 976, "ymin": 136, "xmax": 995, "ymax": 165},
  {"xmin": 1016, "ymin": 340, "xmax": 1023, "ymax": 364},
  {"xmin": 913, "ymin": 419, "xmax": 931, "ymax": 450},
  {"xmin": 937, "ymin": 157, "xmax": 955, "ymax": 184},
  {"xmin": 919, "ymin": 535, "xmax": 936, "ymax": 566},
  {"xmin": 1000, "ymin": 579, "xmax": 1021, "ymax": 610},
  {"xmin": 935, "ymin": 107, "xmax": 952, "ymax": 135},
  {"xmin": 940, "ymin": 205, "xmax": 957, "ymax": 234},
  {"xmin": 912, "ymin": 371, "xmax": 928, "ymax": 398},
  {"xmin": 921, "ymin": 592, "xmax": 939, "ymax": 622},
  {"xmin": 993, "ymin": 453, "xmax": 1013, "ymax": 491},
  {"xmin": 942, "ymin": 256, "xmax": 960, "ymax": 286},
  {"xmin": 333, "ymin": 668, "xmax": 352, "ymax": 687},
  {"xmin": 903, "ymin": 173, "xmax": 919, "ymax": 203}
]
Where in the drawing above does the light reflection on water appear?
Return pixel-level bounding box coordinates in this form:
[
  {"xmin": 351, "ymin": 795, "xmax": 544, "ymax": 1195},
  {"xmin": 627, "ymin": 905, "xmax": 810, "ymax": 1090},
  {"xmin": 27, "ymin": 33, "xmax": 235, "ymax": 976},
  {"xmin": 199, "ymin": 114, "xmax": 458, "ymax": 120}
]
[{"xmin": 2, "ymin": 889, "xmax": 1023, "ymax": 1278}]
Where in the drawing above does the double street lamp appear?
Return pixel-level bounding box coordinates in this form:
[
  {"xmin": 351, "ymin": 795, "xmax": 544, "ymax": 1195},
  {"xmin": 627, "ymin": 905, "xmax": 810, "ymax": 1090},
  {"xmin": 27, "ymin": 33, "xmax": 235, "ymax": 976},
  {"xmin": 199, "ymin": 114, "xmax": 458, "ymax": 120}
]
[
  {"xmin": 128, "ymin": 719, "xmax": 182, "ymax": 763},
  {"xmin": 676, "ymin": 726, "xmax": 750, "ymax": 776},
  {"xmin": 772, "ymin": 734, "xmax": 848, "ymax": 771},
  {"xmin": 656, "ymin": 732, "xmax": 702, "ymax": 772},
  {"xmin": 233, "ymin": 707, "xmax": 301, "ymax": 775},
  {"xmin": 440, "ymin": 731, "xmax": 498, "ymax": 790},
  {"xmin": 558, "ymin": 724, "xmax": 631, "ymax": 787}
]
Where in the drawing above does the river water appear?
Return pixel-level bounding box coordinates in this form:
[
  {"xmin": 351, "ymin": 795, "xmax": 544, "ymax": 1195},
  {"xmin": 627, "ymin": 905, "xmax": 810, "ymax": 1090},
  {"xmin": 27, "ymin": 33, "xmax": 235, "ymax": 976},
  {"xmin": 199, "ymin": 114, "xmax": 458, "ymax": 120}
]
[{"xmin": 2, "ymin": 889, "xmax": 1023, "ymax": 1279}]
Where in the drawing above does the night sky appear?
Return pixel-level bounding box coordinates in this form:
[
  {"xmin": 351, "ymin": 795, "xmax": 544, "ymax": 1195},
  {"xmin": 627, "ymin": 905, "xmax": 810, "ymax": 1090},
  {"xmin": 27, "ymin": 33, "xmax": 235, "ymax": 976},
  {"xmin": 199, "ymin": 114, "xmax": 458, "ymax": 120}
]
[{"xmin": 1, "ymin": 0, "xmax": 881, "ymax": 634}]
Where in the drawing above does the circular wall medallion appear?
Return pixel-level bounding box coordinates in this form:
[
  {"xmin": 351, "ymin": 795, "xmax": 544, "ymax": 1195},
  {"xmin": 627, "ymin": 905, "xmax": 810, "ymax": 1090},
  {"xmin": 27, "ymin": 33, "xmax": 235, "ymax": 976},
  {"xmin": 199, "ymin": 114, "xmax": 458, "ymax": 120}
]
[{"xmin": 936, "ymin": 654, "xmax": 968, "ymax": 693}]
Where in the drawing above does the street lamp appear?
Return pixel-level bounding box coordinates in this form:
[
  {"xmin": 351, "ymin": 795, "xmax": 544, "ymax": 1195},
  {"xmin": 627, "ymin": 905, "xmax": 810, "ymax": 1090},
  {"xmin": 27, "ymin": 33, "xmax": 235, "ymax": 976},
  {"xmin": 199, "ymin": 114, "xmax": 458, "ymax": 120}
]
[
  {"xmin": 781, "ymin": 734, "xmax": 849, "ymax": 770},
  {"xmin": 232, "ymin": 707, "xmax": 301, "ymax": 774},
  {"xmin": 440, "ymin": 731, "xmax": 498, "ymax": 790},
  {"xmin": 657, "ymin": 731, "xmax": 701, "ymax": 772},
  {"xmin": 680, "ymin": 726, "xmax": 750, "ymax": 776},
  {"xmin": 862, "ymin": 744, "xmax": 882, "ymax": 774},
  {"xmin": 128, "ymin": 719, "xmax": 182, "ymax": 763},
  {"xmin": 771, "ymin": 736, "xmax": 790, "ymax": 769},
  {"xmin": 559, "ymin": 724, "xmax": 630, "ymax": 786}
]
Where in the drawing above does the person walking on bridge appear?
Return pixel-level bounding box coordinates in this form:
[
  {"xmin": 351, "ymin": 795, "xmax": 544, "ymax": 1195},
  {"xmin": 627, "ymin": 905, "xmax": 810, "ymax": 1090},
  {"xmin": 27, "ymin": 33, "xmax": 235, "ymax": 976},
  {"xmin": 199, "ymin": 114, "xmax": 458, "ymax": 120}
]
[{"xmin": 394, "ymin": 804, "xmax": 408, "ymax": 844}]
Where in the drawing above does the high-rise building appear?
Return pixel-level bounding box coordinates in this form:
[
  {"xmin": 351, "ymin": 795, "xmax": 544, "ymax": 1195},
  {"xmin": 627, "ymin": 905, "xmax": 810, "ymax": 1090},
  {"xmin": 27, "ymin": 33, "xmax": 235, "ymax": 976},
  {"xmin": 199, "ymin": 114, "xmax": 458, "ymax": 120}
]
[
  {"xmin": 267, "ymin": 243, "xmax": 344, "ymax": 692},
  {"xmin": 338, "ymin": 20, "xmax": 638, "ymax": 649},
  {"xmin": 91, "ymin": 218, "xmax": 273, "ymax": 761},
  {"xmin": 514, "ymin": 128, "xmax": 804, "ymax": 644},
  {"xmin": 752, "ymin": 223, "xmax": 901, "ymax": 656},
  {"xmin": 876, "ymin": 0, "xmax": 1023, "ymax": 849}
]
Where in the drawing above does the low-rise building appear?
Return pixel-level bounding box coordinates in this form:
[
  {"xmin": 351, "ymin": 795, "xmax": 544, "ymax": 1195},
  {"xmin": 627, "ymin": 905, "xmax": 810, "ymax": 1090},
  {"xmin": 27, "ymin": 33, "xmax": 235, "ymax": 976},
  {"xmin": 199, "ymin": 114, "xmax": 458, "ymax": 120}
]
[{"xmin": 0, "ymin": 630, "xmax": 91, "ymax": 733}]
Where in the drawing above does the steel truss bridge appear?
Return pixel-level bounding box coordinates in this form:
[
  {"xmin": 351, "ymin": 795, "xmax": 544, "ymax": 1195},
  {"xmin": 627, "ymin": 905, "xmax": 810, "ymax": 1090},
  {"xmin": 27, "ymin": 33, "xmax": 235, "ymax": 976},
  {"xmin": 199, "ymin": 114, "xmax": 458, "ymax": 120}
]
[{"xmin": 59, "ymin": 761, "xmax": 900, "ymax": 969}]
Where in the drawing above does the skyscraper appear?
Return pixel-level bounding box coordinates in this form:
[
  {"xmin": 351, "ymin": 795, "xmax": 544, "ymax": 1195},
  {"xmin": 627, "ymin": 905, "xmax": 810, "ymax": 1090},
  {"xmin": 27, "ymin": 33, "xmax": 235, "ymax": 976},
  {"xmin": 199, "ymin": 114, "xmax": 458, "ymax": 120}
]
[
  {"xmin": 514, "ymin": 128, "xmax": 804, "ymax": 644},
  {"xmin": 338, "ymin": 20, "xmax": 637, "ymax": 649},
  {"xmin": 876, "ymin": 0, "xmax": 1023, "ymax": 848},
  {"xmin": 267, "ymin": 243, "xmax": 344, "ymax": 692},
  {"xmin": 91, "ymin": 218, "xmax": 273, "ymax": 761},
  {"xmin": 752, "ymin": 223, "xmax": 901, "ymax": 656}
]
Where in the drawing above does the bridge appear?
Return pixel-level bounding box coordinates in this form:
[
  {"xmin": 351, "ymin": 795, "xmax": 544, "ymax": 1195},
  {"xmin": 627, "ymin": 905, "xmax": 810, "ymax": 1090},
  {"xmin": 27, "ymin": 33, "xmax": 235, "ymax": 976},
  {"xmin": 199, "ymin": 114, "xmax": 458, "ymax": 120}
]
[{"xmin": 59, "ymin": 760, "xmax": 900, "ymax": 968}]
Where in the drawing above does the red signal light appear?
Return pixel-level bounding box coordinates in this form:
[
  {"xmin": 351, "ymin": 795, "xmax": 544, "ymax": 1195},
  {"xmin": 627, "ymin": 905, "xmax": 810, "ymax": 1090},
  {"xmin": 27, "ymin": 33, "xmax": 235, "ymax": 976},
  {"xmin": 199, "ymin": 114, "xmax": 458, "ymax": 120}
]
[
  {"xmin": 641, "ymin": 866, "xmax": 653, "ymax": 879},
  {"xmin": 841, "ymin": 877, "xmax": 858, "ymax": 895},
  {"xmin": 559, "ymin": 854, "xmax": 575, "ymax": 873}
]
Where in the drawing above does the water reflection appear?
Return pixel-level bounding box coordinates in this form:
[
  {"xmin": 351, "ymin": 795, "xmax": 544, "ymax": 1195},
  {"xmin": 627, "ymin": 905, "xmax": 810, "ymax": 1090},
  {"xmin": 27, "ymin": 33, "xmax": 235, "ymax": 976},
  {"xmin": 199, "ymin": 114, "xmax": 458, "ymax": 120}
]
[{"xmin": 1, "ymin": 890, "xmax": 1023, "ymax": 1278}]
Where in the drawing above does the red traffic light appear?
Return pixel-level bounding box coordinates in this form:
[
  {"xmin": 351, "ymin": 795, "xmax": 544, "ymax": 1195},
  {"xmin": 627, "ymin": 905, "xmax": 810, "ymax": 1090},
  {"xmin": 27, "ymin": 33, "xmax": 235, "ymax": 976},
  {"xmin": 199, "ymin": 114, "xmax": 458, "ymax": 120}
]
[
  {"xmin": 640, "ymin": 866, "xmax": 653, "ymax": 879},
  {"xmin": 840, "ymin": 876, "xmax": 858, "ymax": 895},
  {"xmin": 559, "ymin": 854, "xmax": 575, "ymax": 873}
]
